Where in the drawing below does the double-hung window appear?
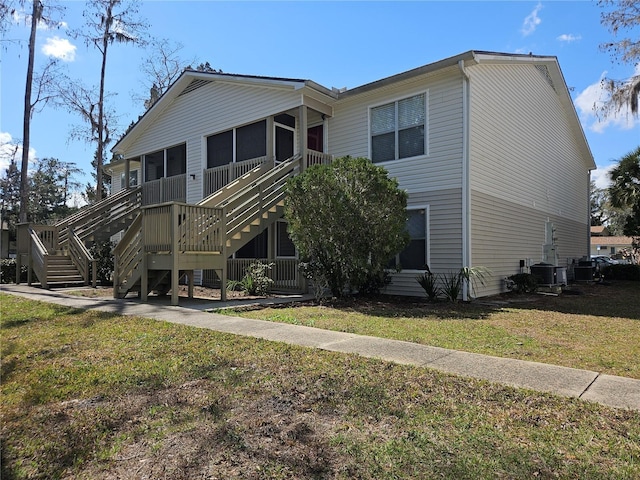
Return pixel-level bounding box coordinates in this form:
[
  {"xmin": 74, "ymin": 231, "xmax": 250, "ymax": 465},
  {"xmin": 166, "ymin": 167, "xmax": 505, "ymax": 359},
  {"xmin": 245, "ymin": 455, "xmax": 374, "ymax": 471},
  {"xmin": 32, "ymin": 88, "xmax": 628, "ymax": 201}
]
[
  {"xmin": 390, "ymin": 207, "xmax": 429, "ymax": 270},
  {"xmin": 371, "ymin": 93, "xmax": 426, "ymax": 163}
]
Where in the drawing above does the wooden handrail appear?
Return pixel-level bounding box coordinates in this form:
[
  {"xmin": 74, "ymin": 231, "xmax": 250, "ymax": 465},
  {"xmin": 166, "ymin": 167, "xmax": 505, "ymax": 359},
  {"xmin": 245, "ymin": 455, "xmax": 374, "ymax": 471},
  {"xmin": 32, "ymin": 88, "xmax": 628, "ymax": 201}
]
[
  {"xmin": 113, "ymin": 213, "xmax": 144, "ymax": 294},
  {"xmin": 68, "ymin": 228, "xmax": 96, "ymax": 287},
  {"xmin": 28, "ymin": 227, "xmax": 49, "ymax": 288},
  {"xmin": 203, "ymin": 156, "xmax": 272, "ymax": 198}
]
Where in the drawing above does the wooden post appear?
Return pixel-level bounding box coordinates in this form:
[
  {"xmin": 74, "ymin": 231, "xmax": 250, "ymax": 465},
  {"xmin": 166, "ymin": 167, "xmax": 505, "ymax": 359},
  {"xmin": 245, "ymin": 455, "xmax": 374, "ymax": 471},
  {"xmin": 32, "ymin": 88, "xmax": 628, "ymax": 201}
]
[
  {"xmin": 298, "ymin": 105, "xmax": 308, "ymax": 172},
  {"xmin": 220, "ymin": 206, "xmax": 227, "ymax": 302},
  {"xmin": 124, "ymin": 158, "xmax": 130, "ymax": 189},
  {"xmin": 171, "ymin": 203, "xmax": 180, "ymax": 306}
]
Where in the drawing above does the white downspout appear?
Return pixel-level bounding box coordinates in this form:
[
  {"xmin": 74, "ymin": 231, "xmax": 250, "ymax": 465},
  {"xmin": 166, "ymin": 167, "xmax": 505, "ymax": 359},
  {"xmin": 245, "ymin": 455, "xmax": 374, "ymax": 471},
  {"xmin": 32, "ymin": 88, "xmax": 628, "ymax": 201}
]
[{"xmin": 459, "ymin": 59, "xmax": 472, "ymax": 301}]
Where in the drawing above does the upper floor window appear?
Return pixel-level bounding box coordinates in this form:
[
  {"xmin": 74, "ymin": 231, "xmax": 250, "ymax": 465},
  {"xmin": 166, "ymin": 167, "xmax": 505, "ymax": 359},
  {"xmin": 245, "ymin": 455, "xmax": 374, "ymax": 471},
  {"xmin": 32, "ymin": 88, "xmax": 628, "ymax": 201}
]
[
  {"xmin": 207, "ymin": 120, "xmax": 267, "ymax": 168},
  {"xmin": 370, "ymin": 93, "xmax": 426, "ymax": 163},
  {"xmin": 144, "ymin": 144, "xmax": 186, "ymax": 181}
]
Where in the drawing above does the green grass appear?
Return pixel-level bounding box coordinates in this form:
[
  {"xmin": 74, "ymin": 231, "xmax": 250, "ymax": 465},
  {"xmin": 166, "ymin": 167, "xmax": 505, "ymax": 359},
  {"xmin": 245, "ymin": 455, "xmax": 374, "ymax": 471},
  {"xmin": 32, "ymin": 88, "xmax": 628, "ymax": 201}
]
[
  {"xmin": 1, "ymin": 292, "xmax": 640, "ymax": 479},
  {"xmin": 222, "ymin": 281, "xmax": 640, "ymax": 379}
]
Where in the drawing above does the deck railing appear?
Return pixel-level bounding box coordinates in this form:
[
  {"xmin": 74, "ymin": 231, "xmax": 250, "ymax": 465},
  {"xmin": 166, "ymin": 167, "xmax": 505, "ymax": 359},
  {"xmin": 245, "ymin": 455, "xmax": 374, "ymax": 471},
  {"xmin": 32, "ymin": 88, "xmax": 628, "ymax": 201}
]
[
  {"xmin": 203, "ymin": 156, "xmax": 272, "ymax": 197},
  {"xmin": 204, "ymin": 258, "xmax": 303, "ymax": 291},
  {"xmin": 30, "ymin": 225, "xmax": 58, "ymax": 253},
  {"xmin": 142, "ymin": 202, "xmax": 225, "ymax": 253},
  {"xmin": 306, "ymin": 150, "xmax": 333, "ymax": 167},
  {"xmin": 28, "ymin": 227, "xmax": 49, "ymax": 288},
  {"xmin": 142, "ymin": 174, "xmax": 186, "ymax": 205},
  {"xmin": 55, "ymin": 186, "xmax": 142, "ymax": 246}
]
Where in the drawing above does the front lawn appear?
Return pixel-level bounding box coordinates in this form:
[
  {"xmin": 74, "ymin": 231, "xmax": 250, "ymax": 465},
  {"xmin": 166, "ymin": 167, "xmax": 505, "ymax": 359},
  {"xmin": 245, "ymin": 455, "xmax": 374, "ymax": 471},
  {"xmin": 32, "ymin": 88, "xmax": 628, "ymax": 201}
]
[
  {"xmin": 1, "ymin": 293, "xmax": 639, "ymax": 479},
  {"xmin": 222, "ymin": 281, "xmax": 640, "ymax": 379}
]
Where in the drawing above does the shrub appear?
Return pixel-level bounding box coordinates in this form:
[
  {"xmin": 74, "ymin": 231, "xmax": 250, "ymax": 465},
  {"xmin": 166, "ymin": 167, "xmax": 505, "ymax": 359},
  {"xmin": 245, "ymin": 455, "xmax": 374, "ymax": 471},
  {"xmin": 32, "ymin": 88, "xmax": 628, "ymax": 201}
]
[
  {"xmin": 416, "ymin": 271, "xmax": 440, "ymax": 301},
  {"xmin": 506, "ymin": 273, "xmax": 539, "ymax": 293},
  {"xmin": 601, "ymin": 264, "xmax": 640, "ymax": 281},
  {"xmin": 228, "ymin": 262, "xmax": 274, "ymax": 296},
  {"xmin": 0, "ymin": 259, "xmax": 27, "ymax": 284},
  {"xmin": 285, "ymin": 156, "xmax": 409, "ymax": 298},
  {"xmin": 89, "ymin": 240, "xmax": 115, "ymax": 285},
  {"xmin": 440, "ymin": 271, "xmax": 463, "ymax": 303}
]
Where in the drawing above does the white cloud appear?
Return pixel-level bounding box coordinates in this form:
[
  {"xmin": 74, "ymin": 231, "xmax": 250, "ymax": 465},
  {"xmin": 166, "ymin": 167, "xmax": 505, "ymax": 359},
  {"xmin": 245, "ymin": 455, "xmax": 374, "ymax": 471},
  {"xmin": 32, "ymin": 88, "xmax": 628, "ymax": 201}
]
[
  {"xmin": 557, "ymin": 33, "xmax": 582, "ymax": 43},
  {"xmin": 37, "ymin": 20, "xmax": 69, "ymax": 30},
  {"xmin": 0, "ymin": 132, "xmax": 36, "ymax": 174},
  {"xmin": 591, "ymin": 164, "xmax": 615, "ymax": 190},
  {"xmin": 521, "ymin": 3, "xmax": 542, "ymax": 36},
  {"xmin": 41, "ymin": 36, "xmax": 76, "ymax": 62},
  {"xmin": 574, "ymin": 70, "xmax": 639, "ymax": 133}
]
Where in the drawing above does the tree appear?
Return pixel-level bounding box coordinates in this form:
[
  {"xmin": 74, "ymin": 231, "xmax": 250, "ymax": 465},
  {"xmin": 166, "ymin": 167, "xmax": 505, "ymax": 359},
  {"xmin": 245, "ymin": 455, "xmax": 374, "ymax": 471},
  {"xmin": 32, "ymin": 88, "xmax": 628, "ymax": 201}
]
[
  {"xmin": 76, "ymin": 0, "xmax": 147, "ymax": 200},
  {"xmin": 138, "ymin": 38, "xmax": 192, "ymax": 110},
  {"xmin": 284, "ymin": 156, "xmax": 409, "ymax": 298},
  {"xmin": 0, "ymin": 141, "xmax": 22, "ymax": 240},
  {"xmin": 1, "ymin": 154, "xmax": 81, "ymax": 229},
  {"xmin": 591, "ymin": 180, "xmax": 609, "ymax": 226},
  {"xmin": 54, "ymin": 74, "xmax": 117, "ymax": 199},
  {"xmin": 609, "ymin": 146, "xmax": 640, "ymax": 261},
  {"xmin": 598, "ymin": 0, "xmax": 640, "ymax": 117},
  {"xmin": 17, "ymin": 1, "xmax": 63, "ymax": 222},
  {"xmin": 27, "ymin": 157, "xmax": 81, "ymax": 223}
]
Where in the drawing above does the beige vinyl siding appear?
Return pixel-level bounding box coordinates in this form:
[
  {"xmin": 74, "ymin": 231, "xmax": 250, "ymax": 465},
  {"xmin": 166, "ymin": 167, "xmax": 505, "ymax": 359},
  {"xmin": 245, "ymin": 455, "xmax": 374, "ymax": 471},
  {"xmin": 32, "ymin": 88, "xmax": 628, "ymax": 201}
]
[
  {"xmin": 471, "ymin": 190, "xmax": 589, "ymax": 297},
  {"xmin": 468, "ymin": 63, "xmax": 591, "ymax": 296},
  {"xmin": 329, "ymin": 67, "xmax": 464, "ymax": 193},
  {"xmin": 384, "ymin": 188, "xmax": 463, "ymax": 297},
  {"xmin": 121, "ymin": 81, "xmax": 304, "ymax": 203},
  {"xmin": 329, "ymin": 67, "xmax": 466, "ymax": 297},
  {"xmin": 468, "ymin": 63, "xmax": 589, "ymax": 224}
]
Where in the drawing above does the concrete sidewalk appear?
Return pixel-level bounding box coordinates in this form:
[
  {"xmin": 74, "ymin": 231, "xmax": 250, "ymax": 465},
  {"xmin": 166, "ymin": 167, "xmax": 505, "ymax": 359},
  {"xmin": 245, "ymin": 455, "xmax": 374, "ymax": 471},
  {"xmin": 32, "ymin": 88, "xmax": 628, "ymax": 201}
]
[{"xmin": 2, "ymin": 284, "xmax": 639, "ymax": 411}]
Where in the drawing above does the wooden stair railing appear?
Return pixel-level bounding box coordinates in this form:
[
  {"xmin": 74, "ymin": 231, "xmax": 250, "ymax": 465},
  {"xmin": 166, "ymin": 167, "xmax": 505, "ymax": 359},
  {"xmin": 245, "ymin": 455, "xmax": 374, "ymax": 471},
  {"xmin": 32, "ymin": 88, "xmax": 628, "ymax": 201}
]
[
  {"xmin": 56, "ymin": 186, "xmax": 142, "ymax": 246},
  {"xmin": 113, "ymin": 213, "xmax": 144, "ymax": 298},
  {"xmin": 68, "ymin": 228, "xmax": 97, "ymax": 287},
  {"xmin": 112, "ymin": 152, "xmax": 333, "ymax": 302},
  {"xmin": 27, "ymin": 226, "xmax": 50, "ymax": 288}
]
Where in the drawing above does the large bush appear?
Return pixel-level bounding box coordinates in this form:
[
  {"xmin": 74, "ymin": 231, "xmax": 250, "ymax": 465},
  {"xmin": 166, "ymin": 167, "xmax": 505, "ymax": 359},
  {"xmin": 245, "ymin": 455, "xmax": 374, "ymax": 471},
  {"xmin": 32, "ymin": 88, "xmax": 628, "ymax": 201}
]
[
  {"xmin": 601, "ymin": 264, "xmax": 640, "ymax": 281},
  {"xmin": 90, "ymin": 240, "xmax": 115, "ymax": 285},
  {"xmin": 285, "ymin": 156, "xmax": 409, "ymax": 298},
  {"xmin": 0, "ymin": 259, "xmax": 27, "ymax": 284}
]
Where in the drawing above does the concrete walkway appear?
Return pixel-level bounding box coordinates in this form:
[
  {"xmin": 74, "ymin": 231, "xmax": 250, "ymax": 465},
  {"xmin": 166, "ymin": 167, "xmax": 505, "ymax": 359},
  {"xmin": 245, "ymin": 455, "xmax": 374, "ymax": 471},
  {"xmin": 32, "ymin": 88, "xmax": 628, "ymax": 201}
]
[{"xmin": 2, "ymin": 284, "xmax": 639, "ymax": 412}]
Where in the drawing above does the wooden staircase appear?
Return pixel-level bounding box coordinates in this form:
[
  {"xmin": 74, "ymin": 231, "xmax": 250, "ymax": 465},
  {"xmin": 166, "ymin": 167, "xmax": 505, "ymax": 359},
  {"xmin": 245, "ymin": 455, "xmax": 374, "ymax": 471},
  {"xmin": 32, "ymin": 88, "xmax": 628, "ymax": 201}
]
[
  {"xmin": 18, "ymin": 186, "xmax": 143, "ymax": 289},
  {"xmin": 43, "ymin": 254, "xmax": 85, "ymax": 287},
  {"xmin": 113, "ymin": 154, "xmax": 327, "ymax": 305}
]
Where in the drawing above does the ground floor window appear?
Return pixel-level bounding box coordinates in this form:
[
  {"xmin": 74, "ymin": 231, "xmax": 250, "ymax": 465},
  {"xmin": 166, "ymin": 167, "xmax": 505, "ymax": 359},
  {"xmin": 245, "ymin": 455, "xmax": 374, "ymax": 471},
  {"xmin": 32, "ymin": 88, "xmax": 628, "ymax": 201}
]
[{"xmin": 390, "ymin": 206, "xmax": 429, "ymax": 270}]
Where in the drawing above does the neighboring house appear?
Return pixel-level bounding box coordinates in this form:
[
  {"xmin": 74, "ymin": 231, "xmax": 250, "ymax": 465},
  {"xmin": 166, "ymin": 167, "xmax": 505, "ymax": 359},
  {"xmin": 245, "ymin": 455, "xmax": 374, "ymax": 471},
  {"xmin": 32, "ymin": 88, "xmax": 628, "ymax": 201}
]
[
  {"xmin": 590, "ymin": 226, "xmax": 635, "ymax": 259},
  {"xmin": 24, "ymin": 50, "xmax": 594, "ymax": 302}
]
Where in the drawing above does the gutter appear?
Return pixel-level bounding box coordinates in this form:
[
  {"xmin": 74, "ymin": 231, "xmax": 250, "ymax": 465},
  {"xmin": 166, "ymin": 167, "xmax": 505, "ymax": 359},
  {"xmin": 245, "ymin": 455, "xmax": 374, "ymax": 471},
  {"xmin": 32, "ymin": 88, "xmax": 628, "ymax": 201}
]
[{"xmin": 459, "ymin": 59, "xmax": 472, "ymax": 301}]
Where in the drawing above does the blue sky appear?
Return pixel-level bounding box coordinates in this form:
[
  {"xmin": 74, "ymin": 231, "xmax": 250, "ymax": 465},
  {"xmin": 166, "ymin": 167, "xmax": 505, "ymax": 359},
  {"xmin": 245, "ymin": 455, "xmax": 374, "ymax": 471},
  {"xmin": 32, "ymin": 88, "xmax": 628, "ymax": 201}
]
[{"xmin": 1, "ymin": 0, "xmax": 639, "ymax": 199}]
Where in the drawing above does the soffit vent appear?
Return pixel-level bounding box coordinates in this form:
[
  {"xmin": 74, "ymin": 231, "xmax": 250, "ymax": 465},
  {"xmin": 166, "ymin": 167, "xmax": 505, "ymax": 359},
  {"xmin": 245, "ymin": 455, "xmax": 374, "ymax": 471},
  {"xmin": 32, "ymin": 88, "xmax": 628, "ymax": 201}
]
[
  {"xmin": 535, "ymin": 65, "xmax": 556, "ymax": 93},
  {"xmin": 178, "ymin": 79, "xmax": 212, "ymax": 97}
]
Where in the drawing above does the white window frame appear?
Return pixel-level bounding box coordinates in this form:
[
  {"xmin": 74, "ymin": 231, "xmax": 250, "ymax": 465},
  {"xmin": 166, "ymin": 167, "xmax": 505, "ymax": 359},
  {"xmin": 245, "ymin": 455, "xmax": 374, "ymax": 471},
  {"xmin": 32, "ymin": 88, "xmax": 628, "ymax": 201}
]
[
  {"xmin": 393, "ymin": 205, "xmax": 430, "ymax": 271},
  {"xmin": 120, "ymin": 169, "xmax": 139, "ymax": 189},
  {"xmin": 368, "ymin": 91, "xmax": 429, "ymax": 163}
]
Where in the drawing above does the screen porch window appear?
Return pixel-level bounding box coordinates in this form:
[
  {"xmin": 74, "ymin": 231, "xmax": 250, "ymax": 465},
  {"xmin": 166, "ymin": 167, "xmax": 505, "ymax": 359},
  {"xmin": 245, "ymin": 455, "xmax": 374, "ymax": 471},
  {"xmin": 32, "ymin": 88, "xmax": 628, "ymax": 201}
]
[
  {"xmin": 371, "ymin": 93, "xmax": 426, "ymax": 163},
  {"xmin": 143, "ymin": 144, "xmax": 186, "ymax": 181},
  {"xmin": 207, "ymin": 120, "xmax": 267, "ymax": 168},
  {"xmin": 276, "ymin": 221, "xmax": 297, "ymax": 258}
]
